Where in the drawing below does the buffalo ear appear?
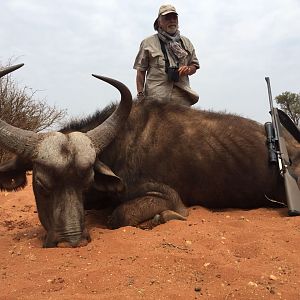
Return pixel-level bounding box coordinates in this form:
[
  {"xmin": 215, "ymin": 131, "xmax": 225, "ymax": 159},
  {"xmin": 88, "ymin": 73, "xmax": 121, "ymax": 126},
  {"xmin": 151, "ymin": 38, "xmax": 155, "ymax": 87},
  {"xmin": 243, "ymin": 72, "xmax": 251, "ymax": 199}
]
[
  {"xmin": 0, "ymin": 157, "xmax": 32, "ymax": 191},
  {"xmin": 93, "ymin": 160, "xmax": 125, "ymax": 193}
]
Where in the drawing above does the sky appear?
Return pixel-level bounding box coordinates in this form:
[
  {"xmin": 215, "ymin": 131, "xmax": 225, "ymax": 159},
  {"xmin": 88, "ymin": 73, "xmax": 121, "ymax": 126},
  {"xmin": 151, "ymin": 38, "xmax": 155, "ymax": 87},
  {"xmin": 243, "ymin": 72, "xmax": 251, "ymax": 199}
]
[{"xmin": 1, "ymin": 0, "xmax": 299, "ymax": 124}]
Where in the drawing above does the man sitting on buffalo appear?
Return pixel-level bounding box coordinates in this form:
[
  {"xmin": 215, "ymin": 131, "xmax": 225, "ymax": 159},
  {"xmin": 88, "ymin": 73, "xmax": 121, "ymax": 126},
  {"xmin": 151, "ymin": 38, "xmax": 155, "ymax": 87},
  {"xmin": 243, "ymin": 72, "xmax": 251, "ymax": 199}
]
[{"xmin": 133, "ymin": 4, "xmax": 200, "ymax": 106}]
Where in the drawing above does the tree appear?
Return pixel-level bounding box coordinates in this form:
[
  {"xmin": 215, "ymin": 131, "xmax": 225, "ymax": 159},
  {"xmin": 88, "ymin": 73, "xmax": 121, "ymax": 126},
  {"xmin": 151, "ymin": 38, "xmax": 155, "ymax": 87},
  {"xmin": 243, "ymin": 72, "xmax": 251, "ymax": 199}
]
[
  {"xmin": 0, "ymin": 63, "xmax": 67, "ymax": 161},
  {"xmin": 275, "ymin": 91, "xmax": 300, "ymax": 126}
]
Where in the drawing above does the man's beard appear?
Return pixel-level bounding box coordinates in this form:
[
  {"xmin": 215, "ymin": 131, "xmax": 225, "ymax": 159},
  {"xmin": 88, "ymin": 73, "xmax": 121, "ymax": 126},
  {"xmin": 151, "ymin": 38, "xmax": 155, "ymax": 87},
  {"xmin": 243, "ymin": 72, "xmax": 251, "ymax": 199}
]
[{"xmin": 166, "ymin": 24, "xmax": 178, "ymax": 35}]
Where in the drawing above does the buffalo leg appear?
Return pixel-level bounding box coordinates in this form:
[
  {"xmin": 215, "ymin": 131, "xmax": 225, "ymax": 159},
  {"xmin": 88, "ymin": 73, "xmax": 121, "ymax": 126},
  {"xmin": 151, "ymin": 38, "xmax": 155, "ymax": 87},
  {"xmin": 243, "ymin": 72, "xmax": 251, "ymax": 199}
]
[{"xmin": 109, "ymin": 184, "xmax": 188, "ymax": 228}]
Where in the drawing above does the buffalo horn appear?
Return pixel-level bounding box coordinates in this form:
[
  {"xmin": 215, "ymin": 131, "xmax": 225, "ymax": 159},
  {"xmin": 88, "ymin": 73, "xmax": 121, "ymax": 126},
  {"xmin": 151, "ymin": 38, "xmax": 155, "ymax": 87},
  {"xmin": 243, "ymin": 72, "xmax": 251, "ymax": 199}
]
[
  {"xmin": 0, "ymin": 63, "xmax": 39, "ymax": 158},
  {"xmin": 86, "ymin": 75, "xmax": 132, "ymax": 153},
  {"xmin": 0, "ymin": 120, "xmax": 39, "ymax": 158},
  {"xmin": 0, "ymin": 63, "xmax": 24, "ymax": 78}
]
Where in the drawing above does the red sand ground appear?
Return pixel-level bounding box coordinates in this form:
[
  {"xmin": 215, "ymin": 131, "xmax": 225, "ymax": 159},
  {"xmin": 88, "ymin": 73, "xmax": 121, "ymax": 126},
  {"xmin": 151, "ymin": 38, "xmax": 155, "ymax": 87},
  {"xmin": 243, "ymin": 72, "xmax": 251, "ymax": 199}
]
[{"xmin": 1, "ymin": 175, "xmax": 300, "ymax": 299}]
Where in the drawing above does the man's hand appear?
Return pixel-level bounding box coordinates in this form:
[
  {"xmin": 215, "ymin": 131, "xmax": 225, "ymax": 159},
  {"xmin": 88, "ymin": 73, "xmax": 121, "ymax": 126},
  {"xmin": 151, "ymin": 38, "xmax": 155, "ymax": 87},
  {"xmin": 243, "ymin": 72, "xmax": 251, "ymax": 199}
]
[{"xmin": 178, "ymin": 65, "xmax": 196, "ymax": 76}]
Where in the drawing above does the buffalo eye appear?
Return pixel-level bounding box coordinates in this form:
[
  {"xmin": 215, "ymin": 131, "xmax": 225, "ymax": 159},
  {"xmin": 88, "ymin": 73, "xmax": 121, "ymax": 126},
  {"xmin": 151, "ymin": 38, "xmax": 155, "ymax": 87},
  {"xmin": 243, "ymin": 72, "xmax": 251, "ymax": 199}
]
[{"xmin": 34, "ymin": 177, "xmax": 51, "ymax": 195}]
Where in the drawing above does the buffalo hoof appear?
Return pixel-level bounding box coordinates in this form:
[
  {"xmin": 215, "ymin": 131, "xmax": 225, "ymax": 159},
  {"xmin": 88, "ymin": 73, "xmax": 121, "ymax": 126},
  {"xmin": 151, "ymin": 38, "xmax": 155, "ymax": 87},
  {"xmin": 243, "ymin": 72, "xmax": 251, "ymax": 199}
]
[
  {"xmin": 159, "ymin": 210, "xmax": 187, "ymax": 222},
  {"xmin": 138, "ymin": 210, "xmax": 187, "ymax": 229}
]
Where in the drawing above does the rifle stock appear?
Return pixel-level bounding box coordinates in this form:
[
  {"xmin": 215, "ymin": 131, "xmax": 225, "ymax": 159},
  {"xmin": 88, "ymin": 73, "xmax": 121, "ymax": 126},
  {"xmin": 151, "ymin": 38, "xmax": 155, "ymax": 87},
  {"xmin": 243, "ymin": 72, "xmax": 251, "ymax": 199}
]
[
  {"xmin": 265, "ymin": 77, "xmax": 300, "ymax": 216},
  {"xmin": 284, "ymin": 171, "xmax": 300, "ymax": 216}
]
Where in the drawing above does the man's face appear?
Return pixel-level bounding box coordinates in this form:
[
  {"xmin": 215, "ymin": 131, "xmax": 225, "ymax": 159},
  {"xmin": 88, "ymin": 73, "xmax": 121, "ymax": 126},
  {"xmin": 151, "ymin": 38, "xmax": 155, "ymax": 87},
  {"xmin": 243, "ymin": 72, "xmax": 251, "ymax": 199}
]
[{"xmin": 158, "ymin": 13, "xmax": 178, "ymax": 35}]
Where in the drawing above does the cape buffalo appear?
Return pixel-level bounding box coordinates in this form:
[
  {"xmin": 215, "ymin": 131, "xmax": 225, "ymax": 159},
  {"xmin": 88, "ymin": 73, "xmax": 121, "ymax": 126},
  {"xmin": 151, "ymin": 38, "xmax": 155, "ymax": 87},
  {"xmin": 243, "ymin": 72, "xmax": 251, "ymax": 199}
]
[{"xmin": 0, "ymin": 65, "xmax": 299, "ymax": 248}]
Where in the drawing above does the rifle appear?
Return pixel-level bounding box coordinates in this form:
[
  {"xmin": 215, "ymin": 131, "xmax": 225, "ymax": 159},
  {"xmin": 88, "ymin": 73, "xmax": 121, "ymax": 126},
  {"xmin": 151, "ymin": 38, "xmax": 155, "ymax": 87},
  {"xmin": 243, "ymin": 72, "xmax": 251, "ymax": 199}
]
[{"xmin": 265, "ymin": 77, "xmax": 300, "ymax": 216}]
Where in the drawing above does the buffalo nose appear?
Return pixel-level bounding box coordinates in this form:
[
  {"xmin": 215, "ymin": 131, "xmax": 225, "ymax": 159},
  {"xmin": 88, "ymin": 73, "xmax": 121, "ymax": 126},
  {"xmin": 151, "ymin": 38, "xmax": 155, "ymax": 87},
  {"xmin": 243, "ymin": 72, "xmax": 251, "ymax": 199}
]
[
  {"xmin": 43, "ymin": 229, "xmax": 91, "ymax": 248},
  {"xmin": 57, "ymin": 238, "xmax": 90, "ymax": 248}
]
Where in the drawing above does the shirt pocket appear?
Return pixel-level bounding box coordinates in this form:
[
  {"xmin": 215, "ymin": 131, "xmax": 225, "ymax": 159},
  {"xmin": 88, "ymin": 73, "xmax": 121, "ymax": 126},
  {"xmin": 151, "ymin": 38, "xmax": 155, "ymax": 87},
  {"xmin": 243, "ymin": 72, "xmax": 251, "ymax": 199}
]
[{"xmin": 150, "ymin": 51, "xmax": 165, "ymax": 68}]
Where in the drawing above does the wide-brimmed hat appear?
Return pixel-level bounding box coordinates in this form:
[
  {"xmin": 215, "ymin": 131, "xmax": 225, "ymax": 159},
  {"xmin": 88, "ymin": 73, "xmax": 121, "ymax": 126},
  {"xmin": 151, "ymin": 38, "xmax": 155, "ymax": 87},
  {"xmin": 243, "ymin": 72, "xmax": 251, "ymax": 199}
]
[{"xmin": 153, "ymin": 4, "xmax": 178, "ymax": 30}]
